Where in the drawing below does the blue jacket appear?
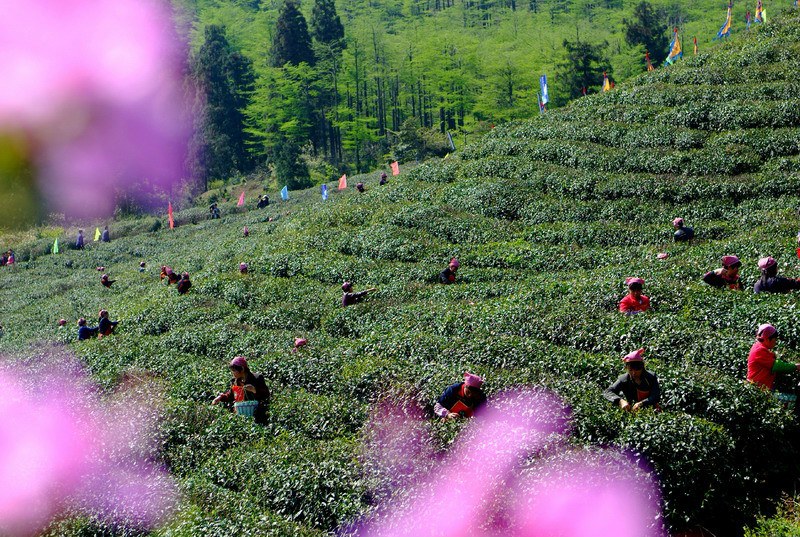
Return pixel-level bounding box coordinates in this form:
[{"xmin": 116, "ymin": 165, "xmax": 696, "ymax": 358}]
[{"xmin": 78, "ymin": 326, "xmax": 98, "ymax": 340}]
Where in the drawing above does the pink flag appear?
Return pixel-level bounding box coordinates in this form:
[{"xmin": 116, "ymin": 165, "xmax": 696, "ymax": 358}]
[
  {"xmin": 339, "ymin": 174, "xmax": 347, "ymax": 189},
  {"xmin": 237, "ymin": 191, "xmax": 245, "ymax": 206},
  {"xmin": 168, "ymin": 202, "xmax": 174, "ymax": 229},
  {"xmin": 391, "ymin": 161, "xmax": 400, "ymax": 175}
]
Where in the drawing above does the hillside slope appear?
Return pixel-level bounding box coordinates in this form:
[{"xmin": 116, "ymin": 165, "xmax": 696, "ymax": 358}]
[{"xmin": 3, "ymin": 9, "xmax": 800, "ymax": 536}]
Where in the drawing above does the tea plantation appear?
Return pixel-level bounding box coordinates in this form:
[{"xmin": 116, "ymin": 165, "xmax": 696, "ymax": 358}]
[{"xmin": 4, "ymin": 10, "xmax": 800, "ymax": 537}]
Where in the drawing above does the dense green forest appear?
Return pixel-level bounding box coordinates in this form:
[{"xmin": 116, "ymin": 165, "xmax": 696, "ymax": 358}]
[{"xmin": 177, "ymin": 0, "xmax": 796, "ymax": 188}]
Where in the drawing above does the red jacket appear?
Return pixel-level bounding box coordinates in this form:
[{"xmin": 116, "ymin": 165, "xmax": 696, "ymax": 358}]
[
  {"xmin": 619, "ymin": 294, "xmax": 650, "ymax": 313},
  {"xmin": 748, "ymin": 341, "xmax": 776, "ymax": 391}
]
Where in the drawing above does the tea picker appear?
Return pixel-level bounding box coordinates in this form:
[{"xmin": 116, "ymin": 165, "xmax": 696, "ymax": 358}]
[
  {"xmin": 673, "ymin": 217, "xmax": 695, "ymax": 243},
  {"xmin": 753, "ymin": 257, "xmax": 800, "ymax": 294},
  {"xmin": 177, "ymin": 272, "xmax": 192, "ymax": 294},
  {"xmin": 603, "ymin": 349, "xmax": 661, "ymax": 412},
  {"xmin": 703, "ymin": 255, "xmax": 743, "ymax": 290},
  {"xmin": 212, "ymin": 356, "xmax": 270, "ymax": 425},
  {"xmin": 341, "ymin": 282, "xmax": 377, "ymax": 306},
  {"xmin": 440, "ymin": 258, "xmax": 459, "ymax": 284},
  {"xmin": 97, "ymin": 310, "xmax": 118, "ymax": 336},
  {"xmin": 77, "ymin": 318, "xmax": 99, "ymax": 340},
  {"xmin": 619, "ymin": 278, "xmax": 650, "ymax": 314},
  {"xmin": 434, "ymin": 372, "xmax": 487, "ymax": 421},
  {"xmin": 747, "ymin": 324, "xmax": 800, "ymax": 393}
]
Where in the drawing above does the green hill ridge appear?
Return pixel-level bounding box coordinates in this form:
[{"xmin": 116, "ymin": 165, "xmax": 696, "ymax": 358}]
[{"xmin": 4, "ymin": 8, "xmax": 800, "ymax": 536}]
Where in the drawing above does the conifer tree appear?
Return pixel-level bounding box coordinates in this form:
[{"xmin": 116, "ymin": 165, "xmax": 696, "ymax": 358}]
[
  {"xmin": 555, "ymin": 39, "xmax": 612, "ymax": 102},
  {"xmin": 190, "ymin": 25, "xmax": 255, "ymax": 187},
  {"xmin": 310, "ymin": 0, "xmax": 345, "ymax": 49},
  {"xmin": 270, "ymin": 0, "xmax": 315, "ymax": 67},
  {"xmin": 623, "ymin": 2, "xmax": 669, "ymax": 64}
]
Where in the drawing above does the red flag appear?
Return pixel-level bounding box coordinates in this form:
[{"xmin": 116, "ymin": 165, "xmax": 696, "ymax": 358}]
[
  {"xmin": 693, "ymin": 37, "xmax": 698, "ymax": 56},
  {"xmin": 338, "ymin": 174, "xmax": 347, "ymax": 189},
  {"xmin": 237, "ymin": 191, "xmax": 245, "ymax": 206},
  {"xmin": 391, "ymin": 161, "xmax": 399, "ymax": 176},
  {"xmin": 168, "ymin": 202, "xmax": 174, "ymax": 229}
]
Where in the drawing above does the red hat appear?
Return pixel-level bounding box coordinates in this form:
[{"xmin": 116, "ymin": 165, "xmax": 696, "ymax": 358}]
[
  {"xmin": 230, "ymin": 356, "xmax": 248, "ymax": 368},
  {"xmin": 464, "ymin": 372, "xmax": 483, "ymax": 388},
  {"xmin": 622, "ymin": 348, "xmax": 645, "ymax": 362},
  {"xmin": 721, "ymin": 255, "xmax": 740, "ymax": 267},
  {"xmin": 758, "ymin": 257, "xmax": 776, "ymax": 270},
  {"xmin": 294, "ymin": 337, "xmax": 307, "ymax": 347},
  {"xmin": 625, "ymin": 277, "xmax": 644, "ymax": 287},
  {"xmin": 672, "ymin": 217, "xmax": 684, "ymax": 227},
  {"xmin": 757, "ymin": 324, "xmax": 777, "ymax": 340}
]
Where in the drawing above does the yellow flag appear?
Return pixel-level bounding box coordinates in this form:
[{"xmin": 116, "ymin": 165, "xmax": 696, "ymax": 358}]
[
  {"xmin": 444, "ymin": 153, "xmax": 450, "ymax": 160},
  {"xmin": 94, "ymin": 227, "xmax": 101, "ymax": 241}
]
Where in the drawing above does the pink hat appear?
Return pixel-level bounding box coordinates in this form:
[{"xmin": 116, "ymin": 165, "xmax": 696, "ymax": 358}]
[
  {"xmin": 139, "ymin": 261, "xmax": 146, "ymax": 267},
  {"xmin": 240, "ymin": 263, "xmax": 247, "ymax": 270},
  {"xmin": 721, "ymin": 255, "xmax": 740, "ymax": 267},
  {"xmin": 96, "ymin": 266, "xmax": 104, "ymax": 271},
  {"xmin": 101, "ymin": 274, "xmax": 108, "ymax": 279},
  {"xmin": 672, "ymin": 217, "xmax": 684, "ymax": 227},
  {"xmin": 294, "ymin": 337, "xmax": 307, "ymax": 347},
  {"xmin": 58, "ymin": 319, "xmax": 67, "ymax": 326},
  {"xmin": 342, "ymin": 282, "xmax": 352, "ymax": 291},
  {"xmin": 99, "ymin": 310, "xmax": 108, "ymax": 316},
  {"xmin": 230, "ymin": 356, "xmax": 248, "ymax": 368},
  {"xmin": 449, "ymin": 258, "xmax": 459, "ymax": 268},
  {"xmin": 622, "ymin": 348, "xmax": 645, "ymax": 362},
  {"xmin": 757, "ymin": 324, "xmax": 777, "ymax": 340},
  {"xmin": 464, "ymin": 372, "xmax": 483, "ymax": 388},
  {"xmin": 758, "ymin": 257, "xmax": 776, "ymax": 270},
  {"xmin": 243, "ymin": 226, "xmax": 249, "ymax": 233},
  {"xmin": 625, "ymin": 277, "xmax": 644, "ymax": 287},
  {"xmin": 657, "ymin": 253, "xmax": 669, "ymax": 259}
]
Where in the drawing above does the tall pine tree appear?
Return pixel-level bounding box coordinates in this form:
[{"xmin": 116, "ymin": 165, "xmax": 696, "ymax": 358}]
[
  {"xmin": 190, "ymin": 25, "xmax": 256, "ymax": 188},
  {"xmin": 270, "ymin": 0, "xmax": 316, "ymax": 67},
  {"xmin": 555, "ymin": 39, "xmax": 612, "ymax": 102},
  {"xmin": 623, "ymin": 2, "xmax": 669, "ymax": 64},
  {"xmin": 311, "ymin": 0, "xmax": 345, "ymax": 49}
]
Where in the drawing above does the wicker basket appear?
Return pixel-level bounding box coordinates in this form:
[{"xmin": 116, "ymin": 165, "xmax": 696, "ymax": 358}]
[{"xmin": 234, "ymin": 400, "xmax": 259, "ymax": 417}]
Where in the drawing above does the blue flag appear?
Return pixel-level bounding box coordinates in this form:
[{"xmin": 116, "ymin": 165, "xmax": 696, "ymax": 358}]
[
  {"xmin": 540, "ymin": 74, "xmax": 549, "ymax": 105},
  {"xmin": 280, "ymin": 185, "xmax": 288, "ymax": 200},
  {"xmin": 321, "ymin": 183, "xmax": 328, "ymax": 200}
]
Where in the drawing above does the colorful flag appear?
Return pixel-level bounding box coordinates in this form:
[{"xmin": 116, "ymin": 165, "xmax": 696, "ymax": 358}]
[
  {"xmin": 645, "ymin": 52, "xmax": 654, "ymax": 71},
  {"xmin": 446, "ymin": 131, "xmax": 456, "ymax": 151},
  {"xmin": 582, "ymin": 87, "xmax": 587, "ymax": 96},
  {"xmin": 714, "ymin": 3, "xmax": 733, "ymax": 40},
  {"xmin": 602, "ymin": 73, "xmax": 611, "ymax": 92},
  {"xmin": 755, "ymin": 0, "xmax": 765, "ymax": 22},
  {"xmin": 168, "ymin": 202, "xmax": 174, "ymax": 229},
  {"xmin": 391, "ymin": 161, "xmax": 400, "ymax": 175},
  {"xmin": 665, "ymin": 28, "xmax": 683, "ymax": 65},
  {"xmin": 694, "ymin": 37, "xmax": 698, "ymax": 55},
  {"xmin": 338, "ymin": 174, "xmax": 347, "ymax": 189},
  {"xmin": 237, "ymin": 191, "xmax": 245, "ymax": 206},
  {"xmin": 280, "ymin": 185, "xmax": 288, "ymax": 200},
  {"xmin": 745, "ymin": 11, "xmax": 752, "ymax": 29},
  {"xmin": 540, "ymin": 74, "xmax": 549, "ymax": 105},
  {"xmin": 537, "ymin": 92, "xmax": 545, "ymax": 114},
  {"xmin": 52, "ymin": 238, "xmax": 59, "ymax": 254},
  {"xmin": 94, "ymin": 227, "xmax": 100, "ymax": 241},
  {"xmin": 321, "ymin": 183, "xmax": 328, "ymax": 200}
]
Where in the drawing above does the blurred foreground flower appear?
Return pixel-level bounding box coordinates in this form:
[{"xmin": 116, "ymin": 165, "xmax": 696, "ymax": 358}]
[
  {"xmin": 355, "ymin": 389, "xmax": 663, "ymax": 537},
  {"xmin": 0, "ymin": 353, "xmax": 176, "ymax": 536},
  {"xmin": 0, "ymin": 0, "xmax": 190, "ymax": 223}
]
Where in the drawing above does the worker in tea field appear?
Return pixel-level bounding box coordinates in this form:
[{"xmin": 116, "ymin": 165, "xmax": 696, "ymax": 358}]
[
  {"xmin": 161, "ymin": 266, "xmax": 180, "ymax": 285},
  {"xmin": 754, "ymin": 257, "xmax": 800, "ymax": 294},
  {"xmin": 97, "ymin": 309, "xmax": 118, "ymax": 336},
  {"xmin": 76, "ymin": 229, "xmax": 85, "ymax": 249},
  {"xmin": 356, "ymin": 182, "xmax": 366, "ymax": 193},
  {"xmin": 380, "ymin": 172, "xmax": 388, "ymax": 185},
  {"xmin": 101, "ymin": 225, "xmax": 110, "ymax": 242},
  {"xmin": 703, "ymin": 255, "xmax": 743, "ymax": 290},
  {"xmin": 603, "ymin": 349, "xmax": 661, "ymax": 411},
  {"xmin": 209, "ymin": 203, "xmax": 221, "ymax": 219},
  {"xmin": 100, "ymin": 273, "xmax": 115, "ymax": 288},
  {"xmin": 440, "ymin": 258, "xmax": 459, "ymax": 284},
  {"xmin": 747, "ymin": 324, "xmax": 800, "ymax": 391},
  {"xmin": 77, "ymin": 318, "xmax": 99, "ymax": 340},
  {"xmin": 177, "ymin": 272, "xmax": 192, "ymax": 294},
  {"xmin": 434, "ymin": 372, "xmax": 487, "ymax": 420},
  {"xmin": 341, "ymin": 281, "xmax": 377, "ymax": 306},
  {"xmin": 212, "ymin": 356, "xmax": 270, "ymax": 425},
  {"xmin": 257, "ymin": 195, "xmax": 270, "ymax": 208},
  {"xmin": 673, "ymin": 218, "xmax": 695, "ymax": 242},
  {"xmin": 619, "ymin": 278, "xmax": 650, "ymax": 314}
]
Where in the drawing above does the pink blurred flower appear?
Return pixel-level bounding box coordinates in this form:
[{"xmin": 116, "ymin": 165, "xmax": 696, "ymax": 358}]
[
  {"xmin": 352, "ymin": 388, "xmax": 663, "ymax": 537},
  {"xmin": 0, "ymin": 0, "xmax": 190, "ymax": 218},
  {"xmin": 0, "ymin": 354, "xmax": 176, "ymax": 536},
  {"xmin": 657, "ymin": 253, "xmax": 669, "ymax": 260}
]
